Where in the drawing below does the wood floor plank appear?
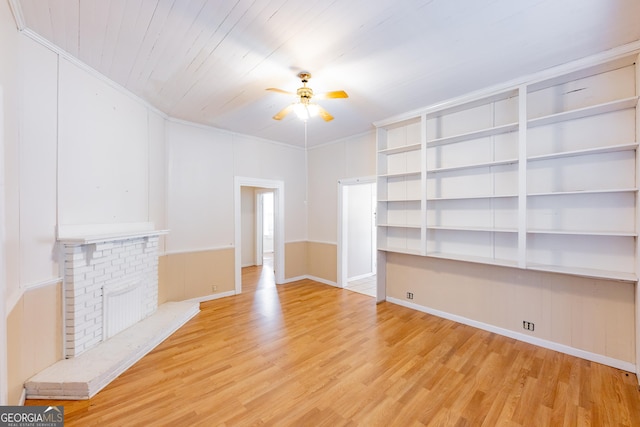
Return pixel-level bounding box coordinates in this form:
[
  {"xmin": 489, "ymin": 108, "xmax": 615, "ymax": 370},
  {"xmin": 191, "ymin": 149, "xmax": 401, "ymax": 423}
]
[{"xmin": 26, "ymin": 262, "xmax": 640, "ymax": 426}]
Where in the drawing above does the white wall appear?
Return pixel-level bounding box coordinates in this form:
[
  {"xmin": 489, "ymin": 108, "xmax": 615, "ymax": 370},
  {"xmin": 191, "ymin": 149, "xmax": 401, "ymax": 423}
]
[
  {"xmin": 166, "ymin": 122, "xmax": 234, "ymax": 252},
  {"xmin": 0, "ymin": 83, "xmax": 5, "ymax": 405},
  {"xmin": 308, "ymin": 132, "xmax": 376, "ymax": 244},
  {"xmin": 18, "ymin": 36, "xmax": 58, "ymax": 286},
  {"xmin": 147, "ymin": 111, "xmax": 168, "ymax": 253},
  {"xmin": 166, "ymin": 123, "xmax": 307, "ymax": 254},
  {"xmin": 58, "ymin": 57, "xmax": 150, "ymax": 226},
  {"xmin": 232, "ymin": 133, "xmax": 307, "ymax": 243},
  {"xmin": 15, "ymin": 34, "xmax": 168, "ymax": 283},
  {"xmin": 0, "ymin": 0, "xmax": 22, "ymax": 307}
]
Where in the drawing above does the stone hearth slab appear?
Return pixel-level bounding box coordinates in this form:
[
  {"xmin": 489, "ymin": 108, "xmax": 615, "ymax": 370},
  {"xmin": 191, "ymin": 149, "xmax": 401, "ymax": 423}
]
[{"xmin": 25, "ymin": 301, "xmax": 200, "ymax": 400}]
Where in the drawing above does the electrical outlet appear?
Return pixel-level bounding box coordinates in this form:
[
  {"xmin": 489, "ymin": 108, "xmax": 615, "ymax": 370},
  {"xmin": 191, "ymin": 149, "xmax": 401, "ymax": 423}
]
[
  {"xmin": 212, "ymin": 285, "xmax": 217, "ymax": 292},
  {"xmin": 406, "ymin": 292, "xmax": 414, "ymax": 300},
  {"xmin": 522, "ymin": 321, "xmax": 535, "ymax": 331}
]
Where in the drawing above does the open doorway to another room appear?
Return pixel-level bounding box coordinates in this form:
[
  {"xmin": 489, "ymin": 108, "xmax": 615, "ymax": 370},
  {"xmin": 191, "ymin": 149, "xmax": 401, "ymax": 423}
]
[
  {"xmin": 338, "ymin": 178, "xmax": 377, "ymax": 298},
  {"xmin": 234, "ymin": 177, "xmax": 285, "ymax": 294}
]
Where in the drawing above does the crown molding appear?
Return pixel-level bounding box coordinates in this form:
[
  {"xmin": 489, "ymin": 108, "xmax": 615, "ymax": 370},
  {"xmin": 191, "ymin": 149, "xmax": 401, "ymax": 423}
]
[{"xmin": 7, "ymin": 0, "xmax": 25, "ymax": 31}]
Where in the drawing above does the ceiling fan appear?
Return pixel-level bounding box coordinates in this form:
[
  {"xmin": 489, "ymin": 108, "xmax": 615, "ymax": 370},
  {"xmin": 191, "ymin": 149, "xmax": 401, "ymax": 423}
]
[{"xmin": 267, "ymin": 72, "xmax": 348, "ymax": 122}]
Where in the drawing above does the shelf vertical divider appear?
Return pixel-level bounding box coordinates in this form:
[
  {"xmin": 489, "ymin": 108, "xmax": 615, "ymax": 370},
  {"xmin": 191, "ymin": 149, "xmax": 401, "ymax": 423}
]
[
  {"xmin": 634, "ymin": 52, "xmax": 640, "ymax": 384},
  {"xmin": 421, "ymin": 113, "xmax": 428, "ymax": 255},
  {"xmin": 517, "ymin": 85, "xmax": 528, "ymax": 269},
  {"xmin": 375, "ymin": 126, "xmax": 387, "ymax": 302},
  {"xmin": 376, "ymin": 126, "xmax": 386, "ymax": 255}
]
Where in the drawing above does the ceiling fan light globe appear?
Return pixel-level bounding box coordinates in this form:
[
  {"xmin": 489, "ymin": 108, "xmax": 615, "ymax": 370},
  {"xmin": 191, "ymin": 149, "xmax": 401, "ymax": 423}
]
[
  {"xmin": 293, "ymin": 103, "xmax": 309, "ymax": 120},
  {"xmin": 307, "ymin": 104, "xmax": 320, "ymax": 117}
]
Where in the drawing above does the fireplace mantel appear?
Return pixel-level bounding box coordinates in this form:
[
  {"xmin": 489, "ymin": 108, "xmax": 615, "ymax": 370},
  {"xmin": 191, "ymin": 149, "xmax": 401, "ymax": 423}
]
[{"xmin": 57, "ymin": 222, "xmax": 169, "ymax": 245}]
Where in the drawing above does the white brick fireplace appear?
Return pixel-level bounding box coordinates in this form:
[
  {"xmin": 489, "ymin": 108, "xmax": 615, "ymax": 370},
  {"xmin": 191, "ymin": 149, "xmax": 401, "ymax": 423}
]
[
  {"xmin": 59, "ymin": 224, "xmax": 167, "ymax": 358},
  {"xmin": 26, "ymin": 223, "xmax": 200, "ymax": 400}
]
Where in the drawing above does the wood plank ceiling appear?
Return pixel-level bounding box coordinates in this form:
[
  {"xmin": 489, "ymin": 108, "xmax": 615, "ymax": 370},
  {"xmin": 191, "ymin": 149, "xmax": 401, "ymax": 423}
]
[{"xmin": 12, "ymin": 0, "xmax": 640, "ymax": 146}]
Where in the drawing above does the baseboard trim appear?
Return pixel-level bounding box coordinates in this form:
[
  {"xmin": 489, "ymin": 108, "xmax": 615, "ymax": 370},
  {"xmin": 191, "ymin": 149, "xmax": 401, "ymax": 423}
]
[
  {"xmin": 187, "ymin": 290, "xmax": 236, "ymax": 303},
  {"xmin": 386, "ymin": 297, "xmax": 636, "ymax": 373},
  {"xmin": 307, "ymin": 276, "xmax": 339, "ymax": 288},
  {"xmin": 281, "ymin": 275, "xmax": 307, "ymax": 284},
  {"xmin": 281, "ymin": 275, "xmax": 339, "ymax": 288}
]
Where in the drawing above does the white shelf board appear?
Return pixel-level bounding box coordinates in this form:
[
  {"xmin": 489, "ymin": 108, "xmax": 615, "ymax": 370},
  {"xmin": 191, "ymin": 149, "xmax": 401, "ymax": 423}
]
[
  {"xmin": 526, "ymin": 263, "xmax": 637, "ymax": 282},
  {"xmin": 428, "ymin": 194, "xmax": 518, "ymax": 201},
  {"xmin": 428, "ymin": 225, "xmax": 517, "ymax": 233},
  {"xmin": 527, "ymin": 229, "xmax": 637, "ymax": 237},
  {"xmin": 378, "ymin": 198, "xmax": 422, "ymax": 203},
  {"xmin": 527, "ymin": 188, "xmax": 638, "ymax": 197},
  {"xmin": 378, "ymin": 223, "xmax": 422, "ymax": 229},
  {"xmin": 427, "ymin": 158, "xmax": 518, "ymax": 174},
  {"xmin": 427, "ymin": 122, "xmax": 518, "ymax": 148},
  {"xmin": 527, "ymin": 142, "xmax": 638, "ymax": 162},
  {"xmin": 378, "ymin": 246, "xmax": 424, "ymax": 256},
  {"xmin": 378, "ymin": 171, "xmax": 421, "ymax": 178},
  {"xmin": 378, "ymin": 143, "xmax": 422, "ymax": 155},
  {"xmin": 527, "ymin": 96, "xmax": 638, "ymax": 128},
  {"xmin": 428, "ymin": 252, "xmax": 518, "ymax": 269}
]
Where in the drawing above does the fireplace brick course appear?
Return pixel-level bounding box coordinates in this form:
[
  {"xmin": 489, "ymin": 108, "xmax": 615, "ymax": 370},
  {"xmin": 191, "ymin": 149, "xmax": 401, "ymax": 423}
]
[{"xmin": 62, "ymin": 235, "xmax": 159, "ymax": 357}]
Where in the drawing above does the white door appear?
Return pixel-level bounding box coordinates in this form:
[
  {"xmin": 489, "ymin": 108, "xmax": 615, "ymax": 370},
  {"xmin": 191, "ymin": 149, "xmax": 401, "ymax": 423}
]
[
  {"xmin": 338, "ymin": 177, "xmax": 377, "ymax": 294},
  {"xmin": 346, "ymin": 183, "xmax": 376, "ymax": 280}
]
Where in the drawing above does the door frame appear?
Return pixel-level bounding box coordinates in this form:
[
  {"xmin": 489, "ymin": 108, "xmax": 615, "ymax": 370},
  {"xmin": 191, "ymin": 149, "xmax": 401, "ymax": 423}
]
[
  {"xmin": 337, "ymin": 176, "xmax": 376, "ymax": 289},
  {"xmin": 234, "ymin": 177, "xmax": 284, "ymax": 293}
]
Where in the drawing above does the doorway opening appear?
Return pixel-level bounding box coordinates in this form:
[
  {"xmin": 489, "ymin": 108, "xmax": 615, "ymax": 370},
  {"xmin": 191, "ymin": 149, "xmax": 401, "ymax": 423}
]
[
  {"xmin": 234, "ymin": 177, "xmax": 284, "ymax": 294},
  {"xmin": 337, "ymin": 177, "xmax": 377, "ymax": 298}
]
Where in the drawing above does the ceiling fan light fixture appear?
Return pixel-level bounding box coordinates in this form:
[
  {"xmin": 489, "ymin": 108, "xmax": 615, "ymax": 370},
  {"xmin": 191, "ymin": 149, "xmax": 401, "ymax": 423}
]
[
  {"xmin": 293, "ymin": 102, "xmax": 309, "ymax": 120},
  {"xmin": 293, "ymin": 102, "xmax": 319, "ymax": 121},
  {"xmin": 306, "ymin": 103, "xmax": 320, "ymax": 117},
  {"xmin": 268, "ymin": 72, "xmax": 346, "ymax": 122}
]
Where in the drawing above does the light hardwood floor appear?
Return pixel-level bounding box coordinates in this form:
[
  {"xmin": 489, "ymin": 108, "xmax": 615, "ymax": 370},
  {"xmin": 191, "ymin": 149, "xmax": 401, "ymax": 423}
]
[{"xmin": 28, "ymin": 263, "xmax": 640, "ymax": 426}]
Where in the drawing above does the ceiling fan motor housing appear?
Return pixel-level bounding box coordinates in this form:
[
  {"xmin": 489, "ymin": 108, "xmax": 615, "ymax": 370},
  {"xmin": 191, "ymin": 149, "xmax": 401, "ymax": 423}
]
[
  {"xmin": 297, "ymin": 87, "xmax": 313, "ymax": 102},
  {"xmin": 297, "ymin": 72, "xmax": 313, "ymax": 102}
]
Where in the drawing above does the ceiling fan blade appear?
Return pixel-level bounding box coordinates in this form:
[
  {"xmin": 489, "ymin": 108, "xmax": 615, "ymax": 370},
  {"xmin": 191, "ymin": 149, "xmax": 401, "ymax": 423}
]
[
  {"xmin": 273, "ymin": 104, "xmax": 294, "ymax": 120},
  {"xmin": 315, "ymin": 90, "xmax": 348, "ymax": 100},
  {"xmin": 266, "ymin": 88, "xmax": 295, "ymax": 96},
  {"xmin": 317, "ymin": 105, "xmax": 334, "ymax": 122}
]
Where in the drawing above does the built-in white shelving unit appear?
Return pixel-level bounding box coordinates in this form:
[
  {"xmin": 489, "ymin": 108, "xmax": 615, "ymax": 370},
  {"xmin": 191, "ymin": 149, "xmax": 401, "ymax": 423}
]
[
  {"xmin": 375, "ymin": 52, "xmax": 639, "ymax": 282},
  {"xmin": 376, "ymin": 117, "xmax": 425, "ymax": 255}
]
